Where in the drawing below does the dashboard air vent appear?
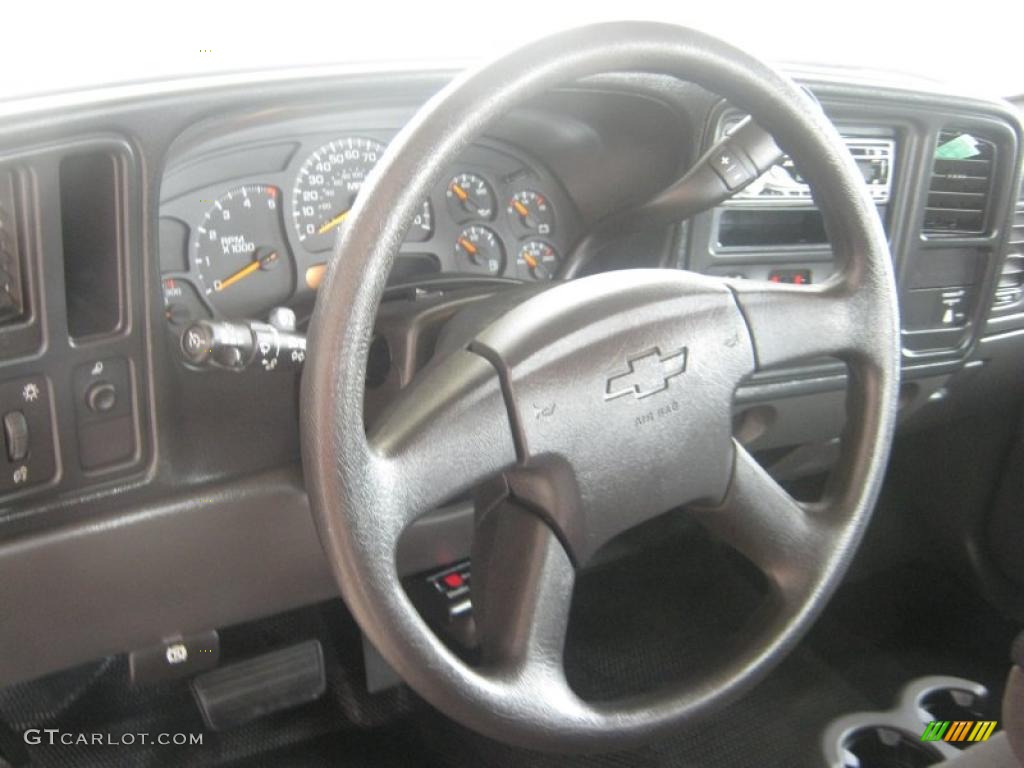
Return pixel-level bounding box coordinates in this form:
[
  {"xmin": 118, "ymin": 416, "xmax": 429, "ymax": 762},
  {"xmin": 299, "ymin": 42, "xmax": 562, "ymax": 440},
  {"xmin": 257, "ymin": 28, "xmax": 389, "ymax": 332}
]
[
  {"xmin": 923, "ymin": 129, "xmax": 995, "ymax": 235},
  {"xmin": 993, "ymin": 178, "xmax": 1024, "ymax": 311}
]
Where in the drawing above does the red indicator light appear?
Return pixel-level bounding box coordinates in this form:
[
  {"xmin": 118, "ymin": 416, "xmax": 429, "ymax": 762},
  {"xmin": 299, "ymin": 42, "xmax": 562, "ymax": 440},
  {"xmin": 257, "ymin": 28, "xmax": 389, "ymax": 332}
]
[{"xmin": 442, "ymin": 572, "xmax": 464, "ymax": 589}]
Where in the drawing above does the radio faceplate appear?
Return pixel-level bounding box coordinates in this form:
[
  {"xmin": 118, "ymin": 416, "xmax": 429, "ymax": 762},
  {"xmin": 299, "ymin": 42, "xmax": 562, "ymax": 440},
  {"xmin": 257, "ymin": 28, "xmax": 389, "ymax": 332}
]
[
  {"xmin": 720, "ymin": 115, "xmax": 895, "ymax": 207},
  {"xmin": 726, "ymin": 137, "xmax": 894, "ymax": 206}
]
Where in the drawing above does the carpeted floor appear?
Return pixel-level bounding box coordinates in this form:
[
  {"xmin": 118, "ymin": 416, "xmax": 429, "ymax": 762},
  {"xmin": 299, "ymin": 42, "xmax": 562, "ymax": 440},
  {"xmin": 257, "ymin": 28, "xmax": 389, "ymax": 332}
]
[{"xmin": 2, "ymin": 522, "xmax": 1018, "ymax": 767}]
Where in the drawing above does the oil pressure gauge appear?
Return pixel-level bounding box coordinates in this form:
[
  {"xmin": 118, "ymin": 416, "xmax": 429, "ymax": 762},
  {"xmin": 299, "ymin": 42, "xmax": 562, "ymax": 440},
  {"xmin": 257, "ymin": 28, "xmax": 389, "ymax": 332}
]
[{"xmin": 446, "ymin": 173, "xmax": 496, "ymax": 222}]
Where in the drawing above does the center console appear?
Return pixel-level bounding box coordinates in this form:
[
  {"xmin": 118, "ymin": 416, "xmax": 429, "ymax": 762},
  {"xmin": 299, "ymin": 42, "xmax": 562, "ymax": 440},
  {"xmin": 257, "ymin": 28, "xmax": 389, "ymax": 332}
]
[
  {"xmin": 687, "ymin": 96, "xmax": 1021, "ymax": 368},
  {"xmin": 682, "ymin": 92, "xmax": 1022, "ymax": 476}
]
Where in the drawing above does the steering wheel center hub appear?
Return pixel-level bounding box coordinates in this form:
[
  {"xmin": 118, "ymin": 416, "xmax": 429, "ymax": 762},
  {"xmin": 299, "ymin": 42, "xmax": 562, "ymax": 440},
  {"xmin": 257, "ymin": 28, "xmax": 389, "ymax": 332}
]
[{"xmin": 472, "ymin": 269, "xmax": 754, "ymax": 562}]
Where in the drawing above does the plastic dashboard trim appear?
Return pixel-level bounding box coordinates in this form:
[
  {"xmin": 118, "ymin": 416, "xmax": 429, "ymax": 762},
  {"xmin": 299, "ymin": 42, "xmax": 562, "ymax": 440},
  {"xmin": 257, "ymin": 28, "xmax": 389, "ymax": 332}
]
[{"xmin": 0, "ymin": 66, "xmax": 1019, "ymax": 688}]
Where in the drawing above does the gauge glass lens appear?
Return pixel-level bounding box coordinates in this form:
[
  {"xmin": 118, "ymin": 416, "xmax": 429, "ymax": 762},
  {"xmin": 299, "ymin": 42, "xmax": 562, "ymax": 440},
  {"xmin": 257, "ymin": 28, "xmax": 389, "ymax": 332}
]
[
  {"xmin": 292, "ymin": 137, "xmax": 434, "ymax": 250},
  {"xmin": 446, "ymin": 173, "xmax": 496, "ymax": 222},
  {"xmin": 508, "ymin": 190, "xmax": 554, "ymax": 236},
  {"xmin": 292, "ymin": 137, "xmax": 385, "ymax": 253},
  {"xmin": 455, "ymin": 225, "xmax": 505, "ymax": 275},
  {"xmin": 516, "ymin": 240, "xmax": 559, "ymax": 281},
  {"xmin": 193, "ymin": 184, "xmax": 292, "ymax": 318}
]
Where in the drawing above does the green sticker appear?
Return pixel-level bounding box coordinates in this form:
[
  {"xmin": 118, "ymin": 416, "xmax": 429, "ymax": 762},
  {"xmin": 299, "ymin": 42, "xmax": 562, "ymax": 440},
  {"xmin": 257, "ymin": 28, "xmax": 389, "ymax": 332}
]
[{"xmin": 935, "ymin": 133, "xmax": 981, "ymax": 160}]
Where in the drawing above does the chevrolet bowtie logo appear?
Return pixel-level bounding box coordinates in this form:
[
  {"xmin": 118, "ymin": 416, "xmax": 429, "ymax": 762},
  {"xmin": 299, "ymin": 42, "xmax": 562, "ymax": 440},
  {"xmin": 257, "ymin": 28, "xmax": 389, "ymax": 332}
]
[{"xmin": 605, "ymin": 347, "xmax": 688, "ymax": 401}]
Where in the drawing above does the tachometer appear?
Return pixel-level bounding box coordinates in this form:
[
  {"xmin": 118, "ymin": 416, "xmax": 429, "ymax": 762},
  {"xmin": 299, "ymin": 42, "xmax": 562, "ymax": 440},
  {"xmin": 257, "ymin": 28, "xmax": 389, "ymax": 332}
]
[
  {"xmin": 193, "ymin": 184, "xmax": 292, "ymax": 318},
  {"xmin": 291, "ymin": 136, "xmax": 434, "ymax": 252}
]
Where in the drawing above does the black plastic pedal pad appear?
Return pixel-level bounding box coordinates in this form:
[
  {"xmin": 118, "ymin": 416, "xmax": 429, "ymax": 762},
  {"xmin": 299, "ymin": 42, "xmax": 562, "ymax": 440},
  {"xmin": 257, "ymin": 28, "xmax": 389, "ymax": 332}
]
[{"xmin": 191, "ymin": 640, "xmax": 326, "ymax": 731}]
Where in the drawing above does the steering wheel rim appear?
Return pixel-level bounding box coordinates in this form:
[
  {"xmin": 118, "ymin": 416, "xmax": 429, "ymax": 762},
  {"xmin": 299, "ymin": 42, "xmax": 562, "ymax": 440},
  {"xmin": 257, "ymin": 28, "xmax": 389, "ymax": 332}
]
[{"xmin": 302, "ymin": 21, "xmax": 899, "ymax": 752}]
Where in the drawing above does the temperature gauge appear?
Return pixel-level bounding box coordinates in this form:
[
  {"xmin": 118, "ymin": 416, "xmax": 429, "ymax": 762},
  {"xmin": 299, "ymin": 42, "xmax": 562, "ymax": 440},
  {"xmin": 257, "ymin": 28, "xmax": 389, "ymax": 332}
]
[{"xmin": 517, "ymin": 240, "xmax": 559, "ymax": 281}]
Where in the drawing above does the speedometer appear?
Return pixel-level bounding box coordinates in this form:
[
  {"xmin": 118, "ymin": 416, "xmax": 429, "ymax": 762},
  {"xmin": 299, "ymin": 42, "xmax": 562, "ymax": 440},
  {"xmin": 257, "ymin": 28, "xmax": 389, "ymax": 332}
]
[
  {"xmin": 291, "ymin": 136, "xmax": 433, "ymax": 253},
  {"xmin": 292, "ymin": 137, "xmax": 384, "ymax": 253}
]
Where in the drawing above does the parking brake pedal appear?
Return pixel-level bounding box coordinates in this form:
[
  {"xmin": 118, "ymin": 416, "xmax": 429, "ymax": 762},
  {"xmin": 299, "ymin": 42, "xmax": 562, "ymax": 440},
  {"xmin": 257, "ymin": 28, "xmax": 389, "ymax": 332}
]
[{"xmin": 191, "ymin": 640, "xmax": 325, "ymax": 731}]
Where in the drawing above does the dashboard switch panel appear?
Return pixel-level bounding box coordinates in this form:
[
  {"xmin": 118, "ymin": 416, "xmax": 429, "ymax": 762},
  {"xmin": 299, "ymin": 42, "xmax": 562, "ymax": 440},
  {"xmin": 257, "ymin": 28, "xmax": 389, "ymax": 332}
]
[
  {"xmin": 73, "ymin": 358, "xmax": 135, "ymax": 471},
  {"xmin": 129, "ymin": 630, "xmax": 220, "ymax": 685},
  {"xmin": 904, "ymin": 287, "xmax": 973, "ymax": 330},
  {"xmin": 3, "ymin": 410, "xmax": 28, "ymax": 462},
  {"xmin": 0, "ymin": 375, "xmax": 55, "ymax": 493},
  {"xmin": 768, "ymin": 269, "xmax": 813, "ymax": 285}
]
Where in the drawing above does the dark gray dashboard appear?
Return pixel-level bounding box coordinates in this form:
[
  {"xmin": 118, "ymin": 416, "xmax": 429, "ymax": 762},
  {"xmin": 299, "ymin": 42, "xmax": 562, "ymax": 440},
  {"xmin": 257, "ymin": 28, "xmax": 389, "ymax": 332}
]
[{"xmin": 0, "ymin": 66, "xmax": 1021, "ymax": 687}]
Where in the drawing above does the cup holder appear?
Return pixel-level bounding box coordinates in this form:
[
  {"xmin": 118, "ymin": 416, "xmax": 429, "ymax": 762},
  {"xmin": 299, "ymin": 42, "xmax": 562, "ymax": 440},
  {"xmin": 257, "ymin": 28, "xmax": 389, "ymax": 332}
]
[
  {"xmin": 822, "ymin": 676, "xmax": 995, "ymax": 768},
  {"xmin": 840, "ymin": 726, "xmax": 943, "ymax": 768},
  {"xmin": 918, "ymin": 688, "xmax": 999, "ymax": 750}
]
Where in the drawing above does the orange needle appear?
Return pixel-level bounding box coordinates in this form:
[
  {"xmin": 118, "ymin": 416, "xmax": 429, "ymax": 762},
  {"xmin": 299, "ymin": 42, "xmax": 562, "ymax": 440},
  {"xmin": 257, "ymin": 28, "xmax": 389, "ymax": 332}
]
[
  {"xmin": 214, "ymin": 260, "xmax": 261, "ymax": 292},
  {"xmin": 317, "ymin": 208, "xmax": 349, "ymax": 235},
  {"xmin": 214, "ymin": 251, "xmax": 278, "ymax": 292},
  {"xmin": 522, "ymin": 252, "xmax": 538, "ymax": 268},
  {"xmin": 512, "ymin": 200, "xmax": 530, "ymax": 218},
  {"xmin": 458, "ymin": 237, "xmax": 478, "ymax": 255},
  {"xmin": 451, "ymin": 183, "xmax": 469, "ymax": 202}
]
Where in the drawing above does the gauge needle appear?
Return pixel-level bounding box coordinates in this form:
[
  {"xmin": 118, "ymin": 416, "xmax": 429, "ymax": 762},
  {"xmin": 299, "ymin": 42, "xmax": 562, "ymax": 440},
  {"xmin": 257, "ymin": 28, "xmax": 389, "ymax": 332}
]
[
  {"xmin": 522, "ymin": 252, "xmax": 538, "ymax": 269},
  {"xmin": 317, "ymin": 209, "xmax": 349, "ymax": 235},
  {"xmin": 451, "ymin": 183, "xmax": 480, "ymax": 211},
  {"xmin": 512, "ymin": 200, "xmax": 530, "ymax": 218},
  {"xmin": 457, "ymin": 237, "xmax": 478, "ymax": 255},
  {"xmin": 214, "ymin": 251, "xmax": 278, "ymax": 292}
]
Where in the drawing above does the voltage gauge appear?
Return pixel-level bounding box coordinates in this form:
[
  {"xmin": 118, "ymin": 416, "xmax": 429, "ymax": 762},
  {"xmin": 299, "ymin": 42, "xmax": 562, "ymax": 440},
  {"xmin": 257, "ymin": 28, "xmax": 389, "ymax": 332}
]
[{"xmin": 508, "ymin": 190, "xmax": 554, "ymax": 236}]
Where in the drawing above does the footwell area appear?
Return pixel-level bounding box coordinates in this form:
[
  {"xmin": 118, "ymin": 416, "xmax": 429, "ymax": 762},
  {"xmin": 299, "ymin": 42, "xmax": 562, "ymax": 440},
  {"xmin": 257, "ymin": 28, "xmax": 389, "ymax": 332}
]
[{"xmin": 1, "ymin": 524, "xmax": 1018, "ymax": 767}]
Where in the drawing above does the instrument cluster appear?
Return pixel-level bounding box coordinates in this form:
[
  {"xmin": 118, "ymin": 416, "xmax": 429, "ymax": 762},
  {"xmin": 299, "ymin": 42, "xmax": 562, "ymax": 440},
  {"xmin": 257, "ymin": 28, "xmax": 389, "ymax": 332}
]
[{"xmin": 159, "ymin": 133, "xmax": 579, "ymax": 328}]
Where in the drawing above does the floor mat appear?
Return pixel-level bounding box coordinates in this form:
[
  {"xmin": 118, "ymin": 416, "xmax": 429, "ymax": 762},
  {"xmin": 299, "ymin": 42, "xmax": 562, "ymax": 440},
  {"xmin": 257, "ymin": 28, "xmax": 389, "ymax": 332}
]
[
  {"xmin": 411, "ymin": 547, "xmax": 1021, "ymax": 768},
  {"xmin": 414, "ymin": 527, "xmax": 875, "ymax": 768}
]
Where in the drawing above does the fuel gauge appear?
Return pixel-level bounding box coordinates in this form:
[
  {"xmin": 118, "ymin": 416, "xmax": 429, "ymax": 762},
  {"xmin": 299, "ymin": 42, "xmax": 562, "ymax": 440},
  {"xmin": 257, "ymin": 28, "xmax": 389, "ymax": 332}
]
[{"xmin": 455, "ymin": 226, "xmax": 505, "ymax": 275}]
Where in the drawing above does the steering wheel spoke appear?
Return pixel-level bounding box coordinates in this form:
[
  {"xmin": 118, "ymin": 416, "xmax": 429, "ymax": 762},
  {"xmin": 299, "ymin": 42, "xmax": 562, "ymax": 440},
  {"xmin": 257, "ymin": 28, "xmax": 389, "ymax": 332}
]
[
  {"xmin": 472, "ymin": 495, "xmax": 576, "ymax": 683},
  {"xmin": 727, "ymin": 280, "xmax": 867, "ymax": 371},
  {"xmin": 367, "ymin": 348, "xmax": 519, "ymax": 538},
  {"xmin": 696, "ymin": 442, "xmax": 830, "ymax": 602}
]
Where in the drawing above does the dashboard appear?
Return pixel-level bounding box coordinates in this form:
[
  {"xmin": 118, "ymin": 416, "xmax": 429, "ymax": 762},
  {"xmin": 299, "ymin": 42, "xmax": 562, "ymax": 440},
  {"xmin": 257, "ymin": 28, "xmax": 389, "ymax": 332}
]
[
  {"xmin": 159, "ymin": 128, "xmax": 581, "ymax": 327},
  {"xmin": 0, "ymin": 65, "xmax": 1021, "ymax": 689}
]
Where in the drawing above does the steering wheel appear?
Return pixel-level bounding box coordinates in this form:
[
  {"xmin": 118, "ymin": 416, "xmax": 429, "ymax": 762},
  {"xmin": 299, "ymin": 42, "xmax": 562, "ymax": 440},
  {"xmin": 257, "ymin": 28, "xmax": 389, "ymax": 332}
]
[{"xmin": 302, "ymin": 21, "xmax": 899, "ymax": 752}]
